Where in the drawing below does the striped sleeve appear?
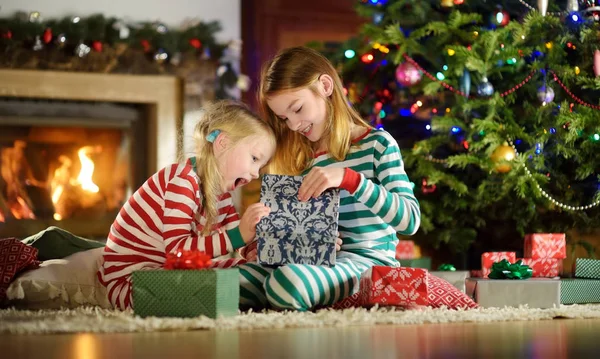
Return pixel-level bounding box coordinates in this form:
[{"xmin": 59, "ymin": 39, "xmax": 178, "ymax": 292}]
[
  {"xmin": 351, "ymin": 133, "xmax": 421, "ymax": 235},
  {"xmin": 162, "ymin": 169, "xmax": 245, "ymax": 256}
]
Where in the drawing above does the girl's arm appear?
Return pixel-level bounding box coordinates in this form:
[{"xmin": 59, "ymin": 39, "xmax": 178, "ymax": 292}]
[
  {"xmin": 341, "ymin": 133, "xmax": 421, "ymax": 235},
  {"xmin": 162, "ymin": 172, "xmax": 245, "ymax": 256}
]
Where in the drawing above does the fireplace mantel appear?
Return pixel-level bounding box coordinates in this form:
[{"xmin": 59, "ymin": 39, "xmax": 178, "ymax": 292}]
[{"xmin": 0, "ymin": 69, "xmax": 184, "ymax": 175}]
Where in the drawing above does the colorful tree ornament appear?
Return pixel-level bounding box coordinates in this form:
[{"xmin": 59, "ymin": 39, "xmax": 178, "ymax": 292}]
[
  {"xmin": 460, "ymin": 69, "xmax": 471, "ymax": 98},
  {"xmin": 567, "ymin": 0, "xmax": 579, "ymax": 12},
  {"xmin": 490, "ymin": 143, "xmax": 515, "ymax": 173},
  {"xmin": 492, "ymin": 9, "xmax": 510, "ymax": 27},
  {"xmin": 537, "ymin": 86, "xmax": 555, "ymax": 104},
  {"xmin": 92, "ymin": 41, "xmax": 103, "ymax": 52},
  {"xmin": 538, "ymin": 0, "xmax": 548, "ymax": 16},
  {"xmin": 42, "ymin": 28, "xmax": 52, "ymax": 44},
  {"xmin": 477, "ymin": 77, "xmax": 494, "ymax": 97},
  {"xmin": 395, "ymin": 62, "xmax": 422, "ymax": 86},
  {"xmin": 441, "ymin": 0, "xmax": 454, "ymax": 7},
  {"xmin": 421, "ymin": 178, "xmax": 437, "ymax": 193}
]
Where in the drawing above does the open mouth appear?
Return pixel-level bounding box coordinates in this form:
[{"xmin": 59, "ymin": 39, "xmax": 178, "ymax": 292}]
[
  {"xmin": 234, "ymin": 178, "xmax": 248, "ymax": 189},
  {"xmin": 301, "ymin": 124, "xmax": 313, "ymax": 136}
]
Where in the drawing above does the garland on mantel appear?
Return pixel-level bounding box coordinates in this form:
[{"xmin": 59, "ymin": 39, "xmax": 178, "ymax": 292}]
[{"xmin": 0, "ymin": 11, "xmax": 250, "ymax": 106}]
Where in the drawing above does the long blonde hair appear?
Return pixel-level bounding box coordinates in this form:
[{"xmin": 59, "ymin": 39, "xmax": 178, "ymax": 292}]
[
  {"xmin": 189, "ymin": 100, "xmax": 275, "ymax": 234},
  {"xmin": 258, "ymin": 46, "xmax": 370, "ymax": 175}
]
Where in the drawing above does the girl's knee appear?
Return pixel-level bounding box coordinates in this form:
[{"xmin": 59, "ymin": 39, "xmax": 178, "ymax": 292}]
[{"xmin": 264, "ymin": 265, "xmax": 311, "ymax": 311}]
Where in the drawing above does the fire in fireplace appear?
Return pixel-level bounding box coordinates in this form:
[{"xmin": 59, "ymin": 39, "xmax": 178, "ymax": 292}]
[{"xmin": 0, "ymin": 98, "xmax": 147, "ymax": 240}]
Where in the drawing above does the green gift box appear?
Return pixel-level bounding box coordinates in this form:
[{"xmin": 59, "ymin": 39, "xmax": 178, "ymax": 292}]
[
  {"xmin": 465, "ymin": 278, "xmax": 560, "ymax": 308},
  {"xmin": 560, "ymin": 278, "xmax": 600, "ymax": 304},
  {"xmin": 574, "ymin": 258, "xmax": 600, "ymax": 280},
  {"xmin": 399, "ymin": 257, "xmax": 431, "ymax": 270},
  {"xmin": 132, "ymin": 268, "xmax": 239, "ymax": 319}
]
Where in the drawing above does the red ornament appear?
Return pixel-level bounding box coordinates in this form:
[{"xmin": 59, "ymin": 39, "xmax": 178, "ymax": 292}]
[
  {"xmin": 361, "ymin": 53, "xmax": 374, "ymax": 64},
  {"xmin": 2, "ymin": 30, "xmax": 12, "ymax": 39},
  {"xmin": 189, "ymin": 38, "xmax": 202, "ymax": 49},
  {"xmin": 140, "ymin": 39, "xmax": 151, "ymax": 52},
  {"xmin": 42, "ymin": 28, "xmax": 52, "ymax": 44},
  {"xmin": 92, "ymin": 41, "xmax": 103, "ymax": 52},
  {"xmin": 421, "ymin": 178, "xmax": 437, "ymax": 194},
  {"xmin": 164, "ymin": 249, "xmax": 212, "ymax": 270}
]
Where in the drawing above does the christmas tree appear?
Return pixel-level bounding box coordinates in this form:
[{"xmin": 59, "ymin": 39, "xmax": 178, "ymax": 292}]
[{"xmin": 321, "ymin": 0, "xmax": 600, "ymax": 267}]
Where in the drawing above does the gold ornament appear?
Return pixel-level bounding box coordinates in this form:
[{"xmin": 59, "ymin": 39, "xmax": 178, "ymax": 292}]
[
  {"xmin": 490, "ymin": 143, "xmax": 515, "ymax": 173},
  {"xmin": 441, "ymin": 0, "xmax": 454, "ymax": 7}
]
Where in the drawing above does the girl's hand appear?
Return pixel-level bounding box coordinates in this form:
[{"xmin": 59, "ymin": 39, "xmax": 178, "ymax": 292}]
[
  {"xmin": 335, "ymin": 235, "xmax": 343, "ymax": 252},
  {"xmin": 298, "ymin": 167, "xmax": 345, "ymax": 201},
  {"xmin": 239, "ymin": 203, "xmax": 271, "ymax": 244}
]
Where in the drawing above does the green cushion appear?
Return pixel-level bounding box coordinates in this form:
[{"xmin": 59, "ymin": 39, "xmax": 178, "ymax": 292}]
[{"xmin": 21, "ymin": 226, "xmax": 105, "ymax": 261}]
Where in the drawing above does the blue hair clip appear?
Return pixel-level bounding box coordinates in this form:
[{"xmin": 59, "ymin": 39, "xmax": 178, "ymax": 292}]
[{"xmin": 206, "ymin": 129, "xmax": 221, "ymax": 143}]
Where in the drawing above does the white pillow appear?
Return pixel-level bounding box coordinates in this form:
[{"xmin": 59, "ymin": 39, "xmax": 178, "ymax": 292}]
[{"xmin": 6, "ymin": 247, "xmax": 112, "ymax": 309}]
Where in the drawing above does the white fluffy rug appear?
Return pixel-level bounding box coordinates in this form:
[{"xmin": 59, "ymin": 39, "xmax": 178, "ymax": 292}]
[{"xmin": 2, "ymin": 304, "xmax": 600, "ymax": 334}]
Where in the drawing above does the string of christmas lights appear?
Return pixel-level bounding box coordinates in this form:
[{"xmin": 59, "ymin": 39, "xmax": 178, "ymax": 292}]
[
  {"xmin": 401, "ymin": 54, "xmax": 599, "ymax": 112},
  {"xmin": 516, "ymin": 0, "xmax": 566, "ymax": 16},
  {"xmin": 507, "ymin": 139, "xmax": 600, "ymax": 211},
  {"xmin": 402, "ymin": 54, "xmax": 537, "ymax": 99}
]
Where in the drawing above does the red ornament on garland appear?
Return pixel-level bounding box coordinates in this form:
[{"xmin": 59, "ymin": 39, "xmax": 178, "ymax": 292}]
[
  {"xmin": 421, "ymin": 178, "xmax": 437, "ymax": 194},
  {"xmin": 92, "ymin": 41, "xmax": 103, "ymax": 52},
  {"xmin": 42, "ymin": 28, "xmax": 52, "ymax": 44},
  {"xmin": 2, "ymin": 30, "xmax": 12, "ymax": 39},
  {"xmin": 189, "ymin": 38, "xmax": 202, "ymax": 49}
]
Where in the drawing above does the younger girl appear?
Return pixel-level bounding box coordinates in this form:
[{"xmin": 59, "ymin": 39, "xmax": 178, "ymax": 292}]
[
  {"xmin": 237, "ymin": 46, "xmax": 421, "ymax": 311},
  {"xmin": 98, "ymin": 101, "xmax": 276, "ymax": 310}
]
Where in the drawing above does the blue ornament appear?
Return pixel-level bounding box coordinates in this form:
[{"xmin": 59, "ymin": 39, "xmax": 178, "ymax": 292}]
[
  {"xmin": 477, "ymin": 77, "xmax": 494, "ymax": 97},
  {"xmin": 373, "ymin": 12, "xmax": 384, "ymax": 24},
  {"xmin": 460, "ymin": 69, "xmax": 471, "ymax": 98}
]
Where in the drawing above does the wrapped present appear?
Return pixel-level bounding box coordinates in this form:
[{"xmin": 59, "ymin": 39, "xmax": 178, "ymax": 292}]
[
  {"xmin": 481, "ymin": 252, "xmax": 516, "ymax": 278},
  {"xmin": 524, "ymin": 233, "xmax": 566, "ymax": 259},
  {"xmin": 518, "ymin": 258, "xmax": 562, "ymax": 278},
  {"xmin": 256, "ymin": 174, "xmax": 340, "ymax": 267},
  {"xmin": 399, "ymin": 257, "xmax": 432, "ymax": 270},
  {"xmin": 574, "ymin": 258, "xmax": 600, "ymax": 280},
  {"xmin": 395, "ymin": 240, "xmax": 415, "ymax": 260},
  {"xmin": 359, "ymin": 266, "xmax": 429, "ymax": 308},
  {"xmin": 465, "ymin": 278, "xmax": 561, "ymax": 308},
  {"xmin": 429, "ymin": 271, "xmax": 469, "ymax": 293},
  {"xmin": 132, "ymin": 250, "xmax": 239, "ymax": 318},
  {"xmin": 413, "ymin": 244, "xmax": 422, "ymax": 258},
  {"xmin": 560, "ymin": 278, "xmax": 600, "ymax": 304}
]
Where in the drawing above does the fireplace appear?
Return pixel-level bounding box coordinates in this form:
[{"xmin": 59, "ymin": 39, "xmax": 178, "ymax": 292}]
[{"xmin": 0, "ymin": 69, "xmax": 184, "ymax": 240}]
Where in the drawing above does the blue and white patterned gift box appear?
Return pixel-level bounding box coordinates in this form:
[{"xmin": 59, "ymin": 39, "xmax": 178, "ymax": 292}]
[{"xmin": 256, "ymin": 174, "xmax": 340, "ymax": 267}]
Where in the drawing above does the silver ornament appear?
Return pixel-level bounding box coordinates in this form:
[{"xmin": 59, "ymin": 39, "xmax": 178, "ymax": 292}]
[
  {"xmin": 154, "ymin": 49, "xmax": 168, "ymax": 64},
  {"xmin": 538, "ymin": 0, "xmax": 548, "ymax": 16},
  {"xmin": 477, "ymin": 77, "xmax": 494, "ymax": 97},
  {"xmin": 29, "ymin": 11, "xmax": 42, "ymax": 23},
  {"xmin": 71, "ymin": 16, "xmax": 81, "ymax": 24},
  {"xmin": 56, "ymin": 34, "xmax": 67, "ymax": 47},
  {"xmin": 75, "ymin": 43, "xmax": 91, "ymax": 57},
  {"xmin": 537, "ymin": 86, "xmax": 555, "ymax": 104},
  {"xmin": 567, "ymin": 0, "xmax": 579, "ymax": 12},
  {"xmin": 32, "ymin": 35, "xmax": 43, "ymax": 51},
  {"xmin": 170, "ymin": 52, "xmax": 182, "ymax": 66}
]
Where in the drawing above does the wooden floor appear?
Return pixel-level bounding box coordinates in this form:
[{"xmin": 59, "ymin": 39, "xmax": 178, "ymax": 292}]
[{"xmin": 3, "ymin": 318, "xmax": 600, "ymax": 358}]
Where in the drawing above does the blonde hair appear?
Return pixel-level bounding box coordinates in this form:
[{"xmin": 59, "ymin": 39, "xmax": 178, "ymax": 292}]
[
  {"xmin": 188, "ymin": 100, "xmax": 275, "ymax": 235},
  {"xmin": 258, "ymin": 46, "xmax": 371, "ymax": 175}
]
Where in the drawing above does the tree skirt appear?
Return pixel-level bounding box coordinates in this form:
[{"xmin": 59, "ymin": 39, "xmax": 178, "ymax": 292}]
[{"xmin": 2, "ymin": 304, "xmax": 600, "ymax": 335}]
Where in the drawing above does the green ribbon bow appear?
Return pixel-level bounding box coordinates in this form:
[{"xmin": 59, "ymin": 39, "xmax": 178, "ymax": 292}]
[
  {"xmin": 488, "ymin": 259, "xmax": 533, "ymax": 280},
  {"xmin": 438, "ymin": 263, "xmax": 456, "ymax": 271}
]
